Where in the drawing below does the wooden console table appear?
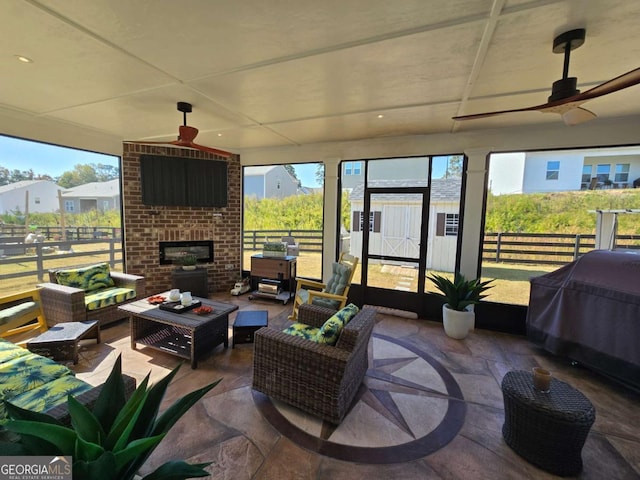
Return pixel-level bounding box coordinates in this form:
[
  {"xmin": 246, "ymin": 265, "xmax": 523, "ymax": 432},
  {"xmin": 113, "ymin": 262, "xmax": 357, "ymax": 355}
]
[{"xmin": 249, "ymin": 254, "xmax": 297, "ymax": 304}]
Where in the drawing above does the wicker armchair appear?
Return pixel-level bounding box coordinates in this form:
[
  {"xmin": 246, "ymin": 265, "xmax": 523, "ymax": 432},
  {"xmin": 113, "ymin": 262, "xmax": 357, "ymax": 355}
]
[
  {"xmin": 253, "ymin": 303, "xmax": 376, "ymax": 424},
  {"xmin": 38, "ymin": 268, "xmax": 145, "ymax": 327}
]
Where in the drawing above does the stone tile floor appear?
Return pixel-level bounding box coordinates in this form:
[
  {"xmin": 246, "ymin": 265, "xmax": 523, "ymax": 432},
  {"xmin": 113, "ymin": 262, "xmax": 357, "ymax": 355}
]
[{"xmin": 72, "ymin": 294, "xmax": 640, "ymax": 479}]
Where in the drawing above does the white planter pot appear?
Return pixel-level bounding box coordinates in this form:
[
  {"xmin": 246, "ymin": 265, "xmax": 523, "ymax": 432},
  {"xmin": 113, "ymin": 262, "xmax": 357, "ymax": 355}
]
[{"xmin": 442, "ymin": 304, "xmax": 475, "ymax": 339}]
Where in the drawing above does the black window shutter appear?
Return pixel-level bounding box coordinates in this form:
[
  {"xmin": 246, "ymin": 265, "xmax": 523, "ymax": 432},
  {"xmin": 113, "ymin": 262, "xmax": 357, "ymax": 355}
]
[
  {"xmin": 352, "ymin": 211, "xmax": 361, "ymax": 232},
  {"xmin": 436, "ymin": 213, "xmax": 445, "ymax": 236}
]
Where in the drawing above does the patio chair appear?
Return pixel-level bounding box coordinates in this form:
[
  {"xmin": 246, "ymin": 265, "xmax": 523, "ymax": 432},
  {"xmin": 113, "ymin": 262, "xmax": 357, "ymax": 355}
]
[
  {"xmin": 253, "ymin": 303, "xmax": 376, "ymax": 423},
  {"xmin": 281, "ymin": 236, "xmax": 299, "ymax": 256},
  {"xmin": 0, "ymin": 288, "xmax": 48, "ymax": 345},
  {"xmin": 289, "ymin": 252, "xmax": 358, "ymax": 320}
]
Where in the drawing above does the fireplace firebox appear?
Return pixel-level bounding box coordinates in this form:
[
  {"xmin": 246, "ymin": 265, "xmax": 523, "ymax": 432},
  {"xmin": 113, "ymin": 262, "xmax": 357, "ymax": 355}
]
[{"xmin": 159, "ymin": 240, "xmax": 214, "ymax": 265}]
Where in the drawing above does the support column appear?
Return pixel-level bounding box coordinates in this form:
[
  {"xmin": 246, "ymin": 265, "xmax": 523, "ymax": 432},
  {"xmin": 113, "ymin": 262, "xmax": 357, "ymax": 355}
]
[
  {"xmin": 322, "ymin": 158, "xmax": 341, "ymax": 282},
  {"xmin": 460, "ymin": 148, "xmax": 491, "ymax": 279}
]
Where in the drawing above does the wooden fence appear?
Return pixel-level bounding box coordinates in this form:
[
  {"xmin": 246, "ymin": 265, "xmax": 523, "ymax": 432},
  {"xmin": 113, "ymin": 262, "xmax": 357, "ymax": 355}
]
[
  {"xmin": 243, "ymin": 229, "xmax": 324, "ymax": 252},
  {"xmin": 482, "ymin": 232, "xmax": 640, "ymax": 265},
  {"xmin": 0, "ymin": 225, "xmax": 120, "ymax": 240},
  {"xmin": 0, "ymin": 238, "xmax": 123, "ymax": 282}
]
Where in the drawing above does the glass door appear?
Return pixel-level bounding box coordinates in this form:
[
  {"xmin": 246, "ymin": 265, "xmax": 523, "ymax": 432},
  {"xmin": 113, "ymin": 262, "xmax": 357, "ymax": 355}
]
[{"xmin": 360, "ymin": 188, "xmax": 429, "ymax": 293}]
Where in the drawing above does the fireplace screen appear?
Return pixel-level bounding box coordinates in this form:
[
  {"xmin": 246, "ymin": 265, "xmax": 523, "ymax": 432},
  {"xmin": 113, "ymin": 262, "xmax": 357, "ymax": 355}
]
[{"xmin": 159, "ymin": 241, "xmax": 214, "ymax": 265}]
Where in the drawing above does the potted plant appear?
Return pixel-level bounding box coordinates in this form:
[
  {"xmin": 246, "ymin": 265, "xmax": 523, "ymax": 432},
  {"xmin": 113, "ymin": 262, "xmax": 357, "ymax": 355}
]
[
  {"xmin": 176, "ymin": 253, "xmax": 198, "ymax": 270},
  {"xmin": 427, "ymin": 272, "xmax": 494, "ymax": 339},
  {"xmin": 262, "ymin": 241, "xmax": 286, "ymax": 258},
  {"xmin": 0, "ymin": 355, "xmax": 219, "ymax": 480}
]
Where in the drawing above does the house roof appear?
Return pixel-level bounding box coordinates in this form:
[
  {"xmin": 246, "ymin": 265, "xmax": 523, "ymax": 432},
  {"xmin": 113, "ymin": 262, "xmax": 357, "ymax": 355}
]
[
  {"xmin": 61, "ymin": 179, "xmax": 120, "ymax": 198},
  {"xmin": 0, "ymin": 180, "xmax": 58, "ymax": 193},
  {"xmin": 1, "ymin": 2, "xmax": 639, "ymax": 155},
  {"xmin": 349, "ymin": 178, "xmax": 462, "ymax": 202}
]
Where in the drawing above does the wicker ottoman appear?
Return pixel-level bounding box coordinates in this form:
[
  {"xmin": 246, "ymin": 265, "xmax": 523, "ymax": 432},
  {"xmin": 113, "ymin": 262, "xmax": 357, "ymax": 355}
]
[{"xmin": 501, "ymin": 370, "xmax": 595, "ymax": 477}]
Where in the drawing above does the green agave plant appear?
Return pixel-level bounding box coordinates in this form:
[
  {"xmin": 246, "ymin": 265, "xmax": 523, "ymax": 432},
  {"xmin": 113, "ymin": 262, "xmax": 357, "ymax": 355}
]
[
  {"xmin": 0, "ymin": 355, "xmax": 220, "ymax": 480},
  {"xmin": 428, "ymin": 272, "xmax": 494, "ymax": 311}
]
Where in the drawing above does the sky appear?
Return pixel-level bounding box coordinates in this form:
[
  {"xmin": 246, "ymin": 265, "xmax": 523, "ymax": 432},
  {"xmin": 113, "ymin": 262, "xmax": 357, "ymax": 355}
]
[
  {"xmin": 293, "ymin": 163, "xmax": 321, "ymax": 188},
  {"xmin": 0, "ymin": 135, "xmax": 119, "ymax": 178}
]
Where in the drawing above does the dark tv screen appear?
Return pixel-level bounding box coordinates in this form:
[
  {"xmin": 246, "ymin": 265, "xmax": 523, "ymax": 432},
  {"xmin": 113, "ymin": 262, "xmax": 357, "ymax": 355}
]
[{"xmin": 140, "ymin": 155, "xmax": 227, "ymax": 207}]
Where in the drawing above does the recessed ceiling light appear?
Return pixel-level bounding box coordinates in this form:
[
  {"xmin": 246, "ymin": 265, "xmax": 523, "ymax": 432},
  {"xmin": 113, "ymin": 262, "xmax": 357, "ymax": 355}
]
[
  {"xmin": 217, "ymin": 133, "xmax": 223, "ymax": 137},
  {"xmin": 377, "ymin": 114, "xmax": 384, "ymax": 118},
  {"xmin": 15, "ymin": 55, "xmax": 33, "ymax": 63}
]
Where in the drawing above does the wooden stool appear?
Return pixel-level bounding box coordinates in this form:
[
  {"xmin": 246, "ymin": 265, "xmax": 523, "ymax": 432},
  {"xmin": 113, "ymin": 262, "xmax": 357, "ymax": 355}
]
[{"xmin": 27, "ymin": 320, "xmax": 100, "ymax": 364}]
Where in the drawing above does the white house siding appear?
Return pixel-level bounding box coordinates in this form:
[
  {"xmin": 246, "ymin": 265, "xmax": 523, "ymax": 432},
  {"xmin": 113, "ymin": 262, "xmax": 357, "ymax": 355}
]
[
  {"xmin": 427, "ymin": 202, "xmax": 459, "ymax": 272},
  {"xmin": 522, "ymin": 151, "xmax": 584, "ymax": 193},
  {"xmin": 488, "ymin": 153, "xmax": 525, "ymax": 195},
  {"xmin": 0, "ymin": 180, "xmax": 60, "ymax": 214},
  {"xmin": 244, "ymin": 165, "xmax": 298, "ymax": 199}
]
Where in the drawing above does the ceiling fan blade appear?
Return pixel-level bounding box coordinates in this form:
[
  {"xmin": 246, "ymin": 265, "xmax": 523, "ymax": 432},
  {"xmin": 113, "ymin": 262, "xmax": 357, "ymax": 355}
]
[
  {"xmin": 187, "ymin": 142, "xmax": 233, "ymax": 158},
  {"xmin": 575, "ymin": 67, "xmax": 640, "ymax": 101},
  {"xmin": 452, "ymin": 103, "xmax": 552, "ymax": 121},
  {"xmin": 126, "ymin": 139, "xmax": 180, "ymax": 145}
]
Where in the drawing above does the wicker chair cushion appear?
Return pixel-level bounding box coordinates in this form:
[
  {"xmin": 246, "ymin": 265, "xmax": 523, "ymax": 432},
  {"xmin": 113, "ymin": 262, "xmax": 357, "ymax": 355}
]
[
  {"xmin": 8, "ymin": 375, "xmax": 93, "ymax": 421},
  {"xmin": 283, "ymin": 322, "xmax": 320, "ymax": 340},
  {"xmin": 55, "ymin": 263, "xmax": 115, "ymax": 292},
  {"xmin": 0, "ymin": 301, "xmax": 40, "ymax": 326},
  {"xmin": 84, "ymin": 287, "xmax": 136, "ymax": 311},
  {"xmin": 0, "ymin": 349, "xmax": 75, "ymax": 422}
]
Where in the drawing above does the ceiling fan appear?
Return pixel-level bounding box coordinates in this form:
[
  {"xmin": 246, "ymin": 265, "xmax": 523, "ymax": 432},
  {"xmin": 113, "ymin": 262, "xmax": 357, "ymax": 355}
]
[
  {"xmin": 128, "ymin": 102, "xmax": 233, "ymax": 158},
  {"xmin": 453, "ymin": 29, "xmax": 640, "ymax": 126}
]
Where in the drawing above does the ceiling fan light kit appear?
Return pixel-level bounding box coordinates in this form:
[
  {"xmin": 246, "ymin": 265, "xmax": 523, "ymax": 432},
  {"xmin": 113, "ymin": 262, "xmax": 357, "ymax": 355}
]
[
  {"xmin": 453, "ymin": 28, "xmax": 640, "ymax": 126},
  {"xmin": 128, "ymin": 102, "xmax": 233, "ymax": 158}
]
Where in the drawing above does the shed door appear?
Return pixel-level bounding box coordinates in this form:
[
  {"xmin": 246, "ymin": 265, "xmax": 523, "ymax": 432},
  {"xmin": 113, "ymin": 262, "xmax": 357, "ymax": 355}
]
[{"xmin": 362, "ymin": 188, "xmax": 429, "ymax": 293}]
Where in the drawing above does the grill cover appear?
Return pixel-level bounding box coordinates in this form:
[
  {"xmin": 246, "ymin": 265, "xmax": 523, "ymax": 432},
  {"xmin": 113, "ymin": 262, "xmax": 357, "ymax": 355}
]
[{"xmin": 527, "ymin": 249, "xmax": 640, "ymax": 391}]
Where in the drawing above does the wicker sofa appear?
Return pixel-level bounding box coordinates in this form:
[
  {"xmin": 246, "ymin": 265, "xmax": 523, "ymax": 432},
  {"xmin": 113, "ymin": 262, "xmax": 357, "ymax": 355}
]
[
  {"xmin": 252, "ymin": 303, "xmax": 376, "ymax": 424},
  {"xmin": 0, "ymin": 338, "xmax": 135, "ymax": 425},
  {"xmin": 38, "ymin": 263, "xmax": 145, "ymax": 327}
]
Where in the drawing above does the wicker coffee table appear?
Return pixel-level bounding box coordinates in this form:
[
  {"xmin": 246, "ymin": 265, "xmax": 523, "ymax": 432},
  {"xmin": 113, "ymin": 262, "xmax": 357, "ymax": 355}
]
[
  {"xmin": 119, "ymin": 293, "xmax": 238, "ymax": 369},
  {"xmin": 501, "ymin": 370, "xmax": 596, "ymax": 476}
]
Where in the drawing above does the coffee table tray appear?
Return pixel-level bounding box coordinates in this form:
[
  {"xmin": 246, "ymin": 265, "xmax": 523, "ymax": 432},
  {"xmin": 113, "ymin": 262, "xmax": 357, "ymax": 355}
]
[{"xmin": 159, "ymin": 300, "xmax": 201, "ymax": 313}]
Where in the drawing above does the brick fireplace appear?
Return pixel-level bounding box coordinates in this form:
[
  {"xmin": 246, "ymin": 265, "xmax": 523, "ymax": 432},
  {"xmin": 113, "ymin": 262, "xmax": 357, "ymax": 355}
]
[{"xmin": 121, "ymin": 143, "xmax": 241, "ymax": 296}]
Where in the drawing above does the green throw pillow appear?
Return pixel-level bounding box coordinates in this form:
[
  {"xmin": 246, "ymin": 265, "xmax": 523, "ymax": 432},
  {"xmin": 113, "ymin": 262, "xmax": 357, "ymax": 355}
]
[
  {"xmin": 56, "ymin": 263, "xmax": 115, "ymax": 292},
  {"xmin": 315, "ymin": 303, "xmax": 360, "ymax": 346}
]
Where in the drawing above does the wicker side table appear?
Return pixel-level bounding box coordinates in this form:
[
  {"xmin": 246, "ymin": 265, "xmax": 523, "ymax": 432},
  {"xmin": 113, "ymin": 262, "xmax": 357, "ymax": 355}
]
[{"xmin": 501, "ymin": 370, "xmax": 595, "ymax": 477}]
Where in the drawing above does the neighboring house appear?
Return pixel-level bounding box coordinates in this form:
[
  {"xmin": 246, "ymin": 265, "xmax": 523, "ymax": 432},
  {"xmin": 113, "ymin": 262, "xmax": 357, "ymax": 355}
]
[
  {"xmin": 61, "ymin": 179, "xmax": 120, "ymax": 213},
  {"xmin": 489, "ymin": 148, "xmax": 640, "ymax": 195},
  {"xmin": 0, "ymin": 180, "xmax": 60, "ymax": 214},
  {"xmin": 244, "ymin": 166, "xmax": 299, "ymax": 199},
  {"xmin": 349, "ymin": 178, "xmax": 461, "ymax": 272}
]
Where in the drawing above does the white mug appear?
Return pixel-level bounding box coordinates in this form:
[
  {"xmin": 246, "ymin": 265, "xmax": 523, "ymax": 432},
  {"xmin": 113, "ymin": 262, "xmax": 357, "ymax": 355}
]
[
  {"xmin": 180, "ymin": 291, "xmax": 192, "ymax": 306},
  {"xmin": 169, "ymin": 289, "xmax": 180, "ymax": 301}
]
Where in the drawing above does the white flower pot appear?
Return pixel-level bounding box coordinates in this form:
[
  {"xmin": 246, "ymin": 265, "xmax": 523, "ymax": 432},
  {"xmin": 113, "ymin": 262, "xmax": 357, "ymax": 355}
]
[{"xmin": 442, "ymin": 304, "xmax": 475, "ymax": 339}]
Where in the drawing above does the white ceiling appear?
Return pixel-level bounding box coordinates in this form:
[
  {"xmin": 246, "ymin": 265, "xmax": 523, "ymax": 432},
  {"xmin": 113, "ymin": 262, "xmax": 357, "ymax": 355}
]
[{"xmin": 2, "ymin": 0, "xmax": 640, "ymax": 155}]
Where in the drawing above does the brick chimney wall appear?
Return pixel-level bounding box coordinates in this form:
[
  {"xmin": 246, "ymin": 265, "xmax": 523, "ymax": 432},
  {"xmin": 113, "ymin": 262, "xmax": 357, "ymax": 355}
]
[{"xmin": 121, "ymin": 143, "xmax": 241, "ymax": 296}]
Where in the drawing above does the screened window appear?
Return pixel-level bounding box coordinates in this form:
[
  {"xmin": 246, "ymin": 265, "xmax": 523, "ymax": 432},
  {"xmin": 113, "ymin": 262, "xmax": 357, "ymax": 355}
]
[
  {"xmin": 445, "ymin": 214, "xmax": 459, "ymax": 236},
  {"xmin": 614, "ymin": 164, "xmax": 630, "ymax": 183},
  {"xmin": 596, "ymin": 164, "xmax": 611, "ymax": 182},
  {"xmin": 344, "ymin": 161, "xmax": 362, "ymax": 175},
  {"xmin": 352, "ymin": 211, "xmax": 381, "ymax": 232},
  {"xmin": 546, "ymin": 161, "xmax": 560, "ymax": 180}
]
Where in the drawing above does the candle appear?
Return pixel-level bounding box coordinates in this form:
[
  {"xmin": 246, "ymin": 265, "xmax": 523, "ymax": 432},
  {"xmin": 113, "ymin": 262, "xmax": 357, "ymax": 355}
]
[{"xmin": 532, "ymin": 367, "xmax": 552, "ymax": 393}]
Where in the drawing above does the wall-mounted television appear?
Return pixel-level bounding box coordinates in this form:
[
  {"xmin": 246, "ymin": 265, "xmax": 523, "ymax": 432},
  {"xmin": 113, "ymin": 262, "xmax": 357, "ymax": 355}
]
[{"xmin": 140, "ymin": 155, "xmax": 227, "ymax": 207}]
